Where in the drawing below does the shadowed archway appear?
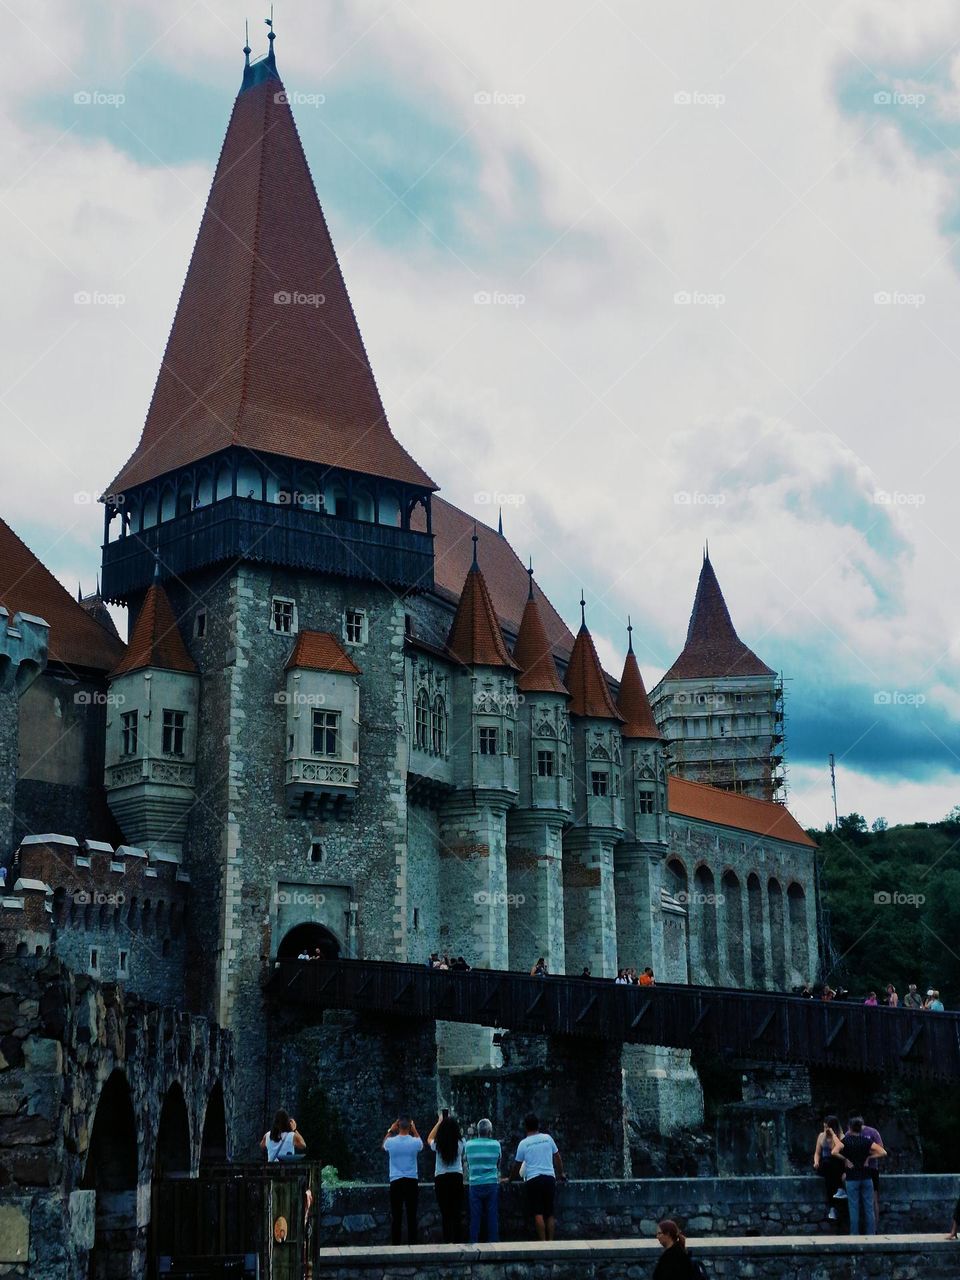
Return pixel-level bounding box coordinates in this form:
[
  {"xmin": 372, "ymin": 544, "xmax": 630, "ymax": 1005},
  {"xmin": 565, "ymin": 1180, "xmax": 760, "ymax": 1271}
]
[
  {"xmin": 199, "ymin": 1082, "xmax": 228, "ymax": 1166},
  {"xmin": 154, "ymin": 1082, "xmax": 191, "ymax": 1177},
  {"xmin": 277, "ymin": 922, "xmax": 341, "ymax": 961},
  {"xmin": 82, "ymin": 1070, "xmax": 139, "ymax": 1280}
]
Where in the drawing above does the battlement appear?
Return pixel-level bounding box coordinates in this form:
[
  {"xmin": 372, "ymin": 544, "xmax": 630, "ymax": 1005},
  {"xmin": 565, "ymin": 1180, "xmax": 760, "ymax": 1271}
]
[
  {"xmin": 0, "ymin": 835, "xmax": 190, "ymax": 1004},
  {"xmin": 0, "ymin": 604, "xmax": 49, "ymax": 694}
]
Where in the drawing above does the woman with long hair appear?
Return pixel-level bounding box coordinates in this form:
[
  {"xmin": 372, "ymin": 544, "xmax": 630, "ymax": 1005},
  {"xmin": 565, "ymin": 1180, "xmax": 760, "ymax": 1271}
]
[
  {"xmin": 653, "ymin": 1220, "xmax": 694, "ymax": 1277},
  {"xmin": 427, "ymin": 1111, "xmax": 465, "ymax": 1242},
  {"xmin": 813, "ymin": 1115, "xmax": 844, "ymax": 1222},
  {"xmin": 259, "ymin": 1108, "xmax": 306, "ymax": 1162}
]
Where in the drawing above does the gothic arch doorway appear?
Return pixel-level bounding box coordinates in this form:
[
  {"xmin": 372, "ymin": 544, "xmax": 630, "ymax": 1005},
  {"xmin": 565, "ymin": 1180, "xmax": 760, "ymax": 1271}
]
[
  {"xmin": 154, "ymin": 1083, "xmax": 191, "ymax": 1177},
  {"xmin": 277, "ymin": 922, "xmax": 341, "ymax": 961},
  {"xmin": 82, "ymin": 1071, "xmax": 139, "ymax": 1280},
  {"xmin": 199, "ymin": 1082, "xmax": 228, "ymax": 1166}
]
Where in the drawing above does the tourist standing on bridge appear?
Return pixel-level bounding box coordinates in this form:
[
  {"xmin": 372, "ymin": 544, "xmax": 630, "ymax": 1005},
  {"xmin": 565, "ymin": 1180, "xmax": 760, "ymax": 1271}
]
[
  {"xmin": 427, "ymin": 1111, "xmax": 465, "ymax": 1242},
  {"xmin": 830, "ymin": 1117, "xmax": 885, "ymax": 1235},
  {"xmin": 904, "ymin": 983, "xmax": 923, "ymax": 1009},
  {"xmin": 465, "ymin": 1118, "xmax": 502, "ymax": 1243},
  {"xmin": 508, "ymin": 1113, "xmax": 565, "ymax": 1241},
  {"xmin": 383, "ymin": 1116, "xmax": 423, "ymax": 1245}
]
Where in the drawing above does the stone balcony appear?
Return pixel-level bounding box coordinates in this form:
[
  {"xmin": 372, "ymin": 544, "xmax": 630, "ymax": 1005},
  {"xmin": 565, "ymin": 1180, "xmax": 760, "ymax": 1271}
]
[{"xmin": 285, "ymin": 757, "xmax": 358, "ymax": 817}]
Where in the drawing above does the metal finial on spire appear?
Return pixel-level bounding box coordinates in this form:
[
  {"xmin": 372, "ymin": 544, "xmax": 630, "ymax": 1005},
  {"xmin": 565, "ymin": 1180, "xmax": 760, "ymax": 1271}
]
[
  {"xmin": 527, "ymin": 557, "xmax": 534, "ymax": 600},
  {"xmin": 704, "ymin": 539, "xmax": 710, "ymax": 562},
  {"xmin": 497, "ymin": 506, "xmax": 503, "ymax": 536},
  {"xmin": 580, "ymin": 591, "xmax": 586, "ymax": 628},
  {"xmin": 243, "ymin": 18, "xmax": 251, "ymax": 61},
  {"xmin": 77, "ymin": 582, "xmax": 83, "ymax": 603},
  {"xmin": 472, "ymin": 523, "xmax": 479, "ymax": 569},
  {"xmin": 265, "ymin": 5, "xmax": 276, "ymax": 65},
  {"xmin": 627, "ymin": 614, "xmax": 634, "ymax": 653},
  {"xmin": 153, "ymin": 551, "xmax": 162, "ymax": 583}
]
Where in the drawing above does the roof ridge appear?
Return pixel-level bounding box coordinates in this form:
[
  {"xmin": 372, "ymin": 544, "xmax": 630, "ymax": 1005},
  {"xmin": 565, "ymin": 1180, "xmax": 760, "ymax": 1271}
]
[{"xmin": 232, "ymin": 78, "xmax": 272, "ymax": 443}]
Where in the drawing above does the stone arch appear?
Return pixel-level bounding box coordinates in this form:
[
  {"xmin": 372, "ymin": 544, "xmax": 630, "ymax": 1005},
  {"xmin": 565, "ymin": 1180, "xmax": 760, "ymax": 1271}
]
[
  {"xmin": 199, "ymin": 1082, "xmax": 228, "ymax": 1166},
  {"xmin": 693, "ymin": 863, "xmax": 719, "ymax": 984},
  {"xmin": 721, "ymin": 869, "xmax": 744, "ymax": 985},
  {"xmin": 787, "ymin": 882, "xmax": 809, "ymax": 983},
  {"xmin": 277, "ymin": 922, "xmax": 341, "ymax": 961},
  {"xmin": 82, "ymin": 1070, "xmax": 139, "ymax": 1280},
  {"xmin": 665, "ymin": 856, "xmax": 688, "ymax": 901},
  {"xmin": 154, "ymin": 1082, "xmax": 191, "ymax": 1178},
  {"xmin": 747, "ymin": 872, "xmax": 767, "ymax": 988},
  {"xmin": 768, "ymin": 877, "xmax": 786, "ymax": 989}
]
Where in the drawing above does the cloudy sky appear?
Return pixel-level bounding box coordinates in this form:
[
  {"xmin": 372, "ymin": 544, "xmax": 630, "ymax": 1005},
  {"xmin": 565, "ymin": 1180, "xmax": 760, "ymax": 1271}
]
[{"xmin": 3, "ymin": 0, "xmax": 960, "ymax": 828}]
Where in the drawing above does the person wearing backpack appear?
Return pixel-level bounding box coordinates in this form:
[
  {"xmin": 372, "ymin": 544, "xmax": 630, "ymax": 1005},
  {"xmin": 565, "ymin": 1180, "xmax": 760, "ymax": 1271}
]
[
  {"xmin": 830, "ymin": 1117, "xmax": 885, "ymax": 1234},
  {"xmin": 259, "ymin": 1108, "xmax": 306, "ymax": 1161},
  {"xmin": 653, "ymin": 1220, "xmax": 705, "ymax": 1278}
]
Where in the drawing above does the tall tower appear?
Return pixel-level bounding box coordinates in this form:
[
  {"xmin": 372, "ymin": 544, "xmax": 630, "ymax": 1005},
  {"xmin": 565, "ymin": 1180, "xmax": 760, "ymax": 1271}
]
[{"xmin": 650, "ymin": 552, "xmax": 783, "ymax": 800}]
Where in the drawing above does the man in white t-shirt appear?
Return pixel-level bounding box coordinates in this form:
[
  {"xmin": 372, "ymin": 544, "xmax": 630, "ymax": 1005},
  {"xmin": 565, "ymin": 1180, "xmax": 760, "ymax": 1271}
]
[
  {"xmin": 383, "ymin": 1116, "xmax": 423, "ymax": 1244},
  {"xmin": 507, "ymin": 1113, "xmax": 565, "ymax": 1241}
]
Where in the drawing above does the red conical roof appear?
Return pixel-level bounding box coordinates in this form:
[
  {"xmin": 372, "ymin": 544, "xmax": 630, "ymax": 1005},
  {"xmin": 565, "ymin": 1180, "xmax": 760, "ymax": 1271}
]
[
  {"xmin": 565, "ymin": 624, "xmax": 622, "ymax": 720},
  {"xmin": 107, "ymin": 66, "xmax": 434, "ymax": 494},
  {"xmin": 447, "ymin": 561, "xmax": 518, "ymax": 669},
  {"xmin": 111, "ymin": 582, "xmax": 197, "ymax": 677},
  {"xmin": 663, "ymin": 555, "xmax": 774, "ymax": 680},
  {"xmin": 512, "ymin": 584, "xmax": 568, "ymax": 695},
  {"xmin": 617, "ymin": 647, "xmax": 661, "ymax": 739}
]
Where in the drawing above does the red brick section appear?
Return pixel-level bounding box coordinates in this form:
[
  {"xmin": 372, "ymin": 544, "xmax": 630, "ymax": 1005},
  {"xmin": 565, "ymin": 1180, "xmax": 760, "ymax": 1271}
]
[
  {"xmin": 512, "ymin": 589, "xmax": 568, "ymax": 695},
  {"xmin": 111, "ymin": 583, "xmax": 196, "ymax": 677},
  {"xmin": 664, "ymin": 555, "xmax": 774, "ymax": 680},
  {"xmin": 617, "ymin": 649, "xmax": 660, "ymax": 739},
  {"xmin": 107, "ymin": 75, "xmax": 434, "ymax": 494},
  {"xmin": 447, "ymin": 563, "xmax": 518, "ymax": 669},
  {"xmin": 0, "ymin": 518, "xmax": 125, "ymax": 673},
  {"xmin": 565, "ymin": 625, "xmax": 623, "ymax": 720},
  {"xmin": 419, "ymin": 499, "xmax": 575, "ymax": 660},
  {"xmin": 668, "ymin": 775, "xmax": 816, "ymax": 847},
  {"xmin": 285, "ymin": 630, "xmax": 361, "ymax": 674}
]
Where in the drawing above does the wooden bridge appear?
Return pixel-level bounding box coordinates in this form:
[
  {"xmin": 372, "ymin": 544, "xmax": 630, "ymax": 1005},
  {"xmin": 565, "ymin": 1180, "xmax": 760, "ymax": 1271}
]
[{"xmin": 267, "ymin": 959, "xmax": 960, "ymax": 1081}]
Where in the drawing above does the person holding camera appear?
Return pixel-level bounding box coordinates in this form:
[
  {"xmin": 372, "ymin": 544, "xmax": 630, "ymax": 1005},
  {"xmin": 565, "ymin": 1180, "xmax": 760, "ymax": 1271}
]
[
  {"xmin": 383, "ymin": 1116, "xmax": 423, "ymax": 1245},
  {"xmin": 813, "ymin": 1115, "xmax": 844, "ymax": 1222},
  {"xmin": 427, "ymin": 1110, "xmax": 464, "ymax": 1243}
]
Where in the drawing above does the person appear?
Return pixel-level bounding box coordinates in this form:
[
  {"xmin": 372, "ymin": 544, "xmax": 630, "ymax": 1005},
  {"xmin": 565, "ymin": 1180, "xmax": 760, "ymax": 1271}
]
[
  {"xmin": 813, "ymin": 1116, "xmax": 844, "ymax": 1221},
  {"xmin": 864, "ymin": 991, "xmax": 878, "ymax": 1006},
  {"xmin": 297, "ymin": 949, "xmax": 310, "ymax": 961},
  {"xmin": 259, "ymin": 1109, "xmax": 306, "ymax": 1162},
  {"xmin": 928, "ymin": 990, "xmax": 945, "ymax": 1012},
  {"xmin": 885, "ymin": 985, "xmax": 899, "ymax": 1007},
  {"xmin": 830, "ymin": 1116, "xmax": 885, "ymax": 1234},
  {"xmin": 615, "ymin": 969, "xmax": 629, "ymax": 985},
  {"xmin": 427, "ymin": 1111, "xmax": 464, "ymax": 1243},
  {"xmin": 464, "ymin": 1117, "xmax": 501, "ymax": 1243},
  {"xmin": 653, "ymin": 1219, "xmax": 695, "ymax": 1278},
  {"xmin": 581, "ymin": 966, "xmax": 591, "ymax": 978},
  {"xmin": 426, "ymin": 952, "xmax": 440, "ymax": 970},
  {"xmin": 857, "ymin": 1117, "xmax": 885, "ymax": 1226},
  {"xmin": 904, "ymin": 983, "xmax": 923, "ymax": 1009},
  {"xmin": 639, "ymin": 967, "xmax": 656, "ymax": 987},
  {"xmin": 451, "ymin": 955, "xmax": 471, "ymax": 971},
  {"xmin": 383, "ymin": 1115, "xmax": 423, "ymax": 1245},
  {"xmin": 507, "ymin": 1113, "xmax": 565, "ymax": 1242},
  {"xmin": 530, "ymin": 957, "xmax": 548, "ymax": 977}
]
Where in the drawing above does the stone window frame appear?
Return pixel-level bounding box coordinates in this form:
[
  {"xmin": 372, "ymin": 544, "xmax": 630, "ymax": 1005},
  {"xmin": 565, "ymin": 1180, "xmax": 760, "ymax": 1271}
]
[
  {"xmin": 120, "ymin": 709, "xmax": 139, "ymax": 757},
  {"xmin": 478, "ymin": 725, "xmax": 499, "ymax": 756},
  {"xmin": 311, "ymin": 708, "xmax": 341, "ymax": 758},
  {"xmin": 194, "ymin": 608, "xmax": 207, "ymax": 639},
  {"xmin": 506, "ymin": 727, "xmax": 516, "ymax": 758},
  {"xmin": 161, "ymin": 708, "xmax": 187, "ymax": 757},
  {"xmin": 344, "ymin": 608, "xmax": 367, "ymax": 646},
  {"xmin": 117, "ymin": 949, "xmax": 129, "ymax": 978},
  {"xmin": 414, "ymin": 688, "xmax": 430, "ymax": 751},
  {"xmin": 270, "ymin": 596, "xmax": 298, "ymax": 635},
  {"xmin": 431, "ymin": 695, "xmax": 447, "ymax": 755},
  {"xmin": 536, "ymin": 749, "xmax": 555, "ymax": 777},
  {"xmin": 88, "ymin": 947, "xmax": 100, "ymax": 975},
  {"xmin": 590, "ymin": 769, "xmax": 609, "ymax": 797},
  {"xmin": 637, "ymin": 789, "xmax": 655, "ymax": 814}
]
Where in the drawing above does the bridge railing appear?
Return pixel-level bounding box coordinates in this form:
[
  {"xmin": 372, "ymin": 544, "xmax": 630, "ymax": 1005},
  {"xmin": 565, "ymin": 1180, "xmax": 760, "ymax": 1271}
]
[{"xmin": 267, "ymin": 959, "xmax": 960, "ymax": 1080}]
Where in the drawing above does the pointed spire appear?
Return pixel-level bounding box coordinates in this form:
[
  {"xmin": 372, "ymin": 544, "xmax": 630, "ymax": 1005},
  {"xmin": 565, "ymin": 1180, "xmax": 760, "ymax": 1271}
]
[
  {"xmin": 618, "ymin": 643, "xmax": 661, "ymax": 740},
  {"xmin": 663, "ymin": 554, "xmax": 774, "ymax": 680},
  {"xmin": 512, "ymin": 573, "xmax": 568, "ymax": 695},
  {"xmin": 627, "ymin": 614, "xmax": 633, "ymax": 654},
  {"xmin": 446, "ymin": 558, "xmax": 518, "ymax": 670},
  {"xmin": 111, "ymin": 582, "xmax": 197, "ymax": 678},
  {"xmin": 580, "ymin": 591, "xmax": 586, "ymax": 628},
  {"xmin": 472, "ymin": 522, "xmax": 479, "ymax": 569},
  {"xmin": 564, "ymin": 605, "xmax": 622, "ymax": 720},
  {"xmin": 497, "ymin": 506, "xmax": 503, "ymax": 536},
  {"xmin": 527, "ymin": 557, "xmax": 534, "ymax": 601},
  {"xmin": 77, "ymin": 582, "xmax": 83, "ymax": 603}
]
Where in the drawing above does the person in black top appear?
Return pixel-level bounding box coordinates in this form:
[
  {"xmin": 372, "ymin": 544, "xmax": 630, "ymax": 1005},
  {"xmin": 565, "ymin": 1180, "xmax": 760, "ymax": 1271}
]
[
  {"xmin": 653, "ymin": 1220, "xmax": 695, "ymax": 1278},
  {"xmin": 831, "ymin": 1116, "xmax": 885, "ymax": 1234},
  {"xmin": 813, "ymin": 1115, "xmax": 845, "ymax": 1221}
]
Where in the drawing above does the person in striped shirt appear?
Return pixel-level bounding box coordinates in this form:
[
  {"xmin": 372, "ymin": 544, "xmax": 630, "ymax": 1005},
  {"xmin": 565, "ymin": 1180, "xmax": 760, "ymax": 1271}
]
[{"xmin": 464, "ymin": 1118, "xmax": 502, "ymax": 1243}]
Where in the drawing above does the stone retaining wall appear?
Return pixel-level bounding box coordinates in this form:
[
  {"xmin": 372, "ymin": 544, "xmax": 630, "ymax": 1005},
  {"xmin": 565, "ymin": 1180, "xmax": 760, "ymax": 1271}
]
[{"xmin": 318, "ymin": 1174, "xmax": 960, "ymax": 1246}]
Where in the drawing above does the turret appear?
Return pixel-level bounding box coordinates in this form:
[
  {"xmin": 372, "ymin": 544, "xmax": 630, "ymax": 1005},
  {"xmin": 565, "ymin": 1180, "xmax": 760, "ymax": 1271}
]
[
  {"xmin": 283, "ymin": 631, "xmax": 361, "ymax": 816},
  {"xmin": 618, "ymin": 619, "xmax": 667, "ymax": 846}
]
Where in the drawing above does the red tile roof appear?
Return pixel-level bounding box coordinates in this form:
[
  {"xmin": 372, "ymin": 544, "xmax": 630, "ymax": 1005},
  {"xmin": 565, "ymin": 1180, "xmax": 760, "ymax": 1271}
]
[
  {"xmin": 285, "ymin": 630, "xmax": 361, "ymax": 674},
  {"xmin": 617, "ymin": 648, "xmax": 661, "ymax": 739},
  {"xmin": 565, "ymin": 624, "xmax": 622, "ymax": 720},
  {"xmin": 0, "ymin": 518, "xmax": 125, "ymax": 673},
  {"xmin": 446, "ymin": 559, "xmax": 518, "ymax": 669},
  {"xmin": 512, "ymin": 585, "xmax": 568, "ymax": 695},
  {"xmin": 107, "ymin": 74, "xmax": 434, "ymax": 495},
  {"xmin": 663, "ymin": 555, "xmax": 774, "ymax": 681},
  {"xmin": 111, "ymin": 583, "xmax": 197, "ymax": 677},
  {"xmin": 668, "ymin": 776, "xmax": 816, "ymax": 847}
]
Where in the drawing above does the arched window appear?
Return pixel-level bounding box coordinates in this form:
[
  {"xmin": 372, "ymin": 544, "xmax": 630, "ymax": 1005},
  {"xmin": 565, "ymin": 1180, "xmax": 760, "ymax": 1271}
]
[
  {"xmin": 721, "ymin": 870, "xmax": 744, "ymax": 985},
  {"xmin": 431, "ymin": 696, "xmax": 446, "ymax": 755},
  {"xmin": 215, "ymin": 464, "xmax": 232, "ymax": 501},
  {"xmin": 788, "ymin": 883, "xmax": 809, "ymax": 982},
  {"xmin": 142, "ymin": 496, "xmax": 158, "ymax": 529},
  {"xmin": 160, "ymin": 485, "xmax": 176, "ymax": 522},
  {"xmin": 195, "ymin": 471, "xmax": 214, "ymax": 508},
  {"xmin": 748, "ymin": 873, "xmax": 766, "ymax": 988},
  {"xmin": 414, "ymin": 689, "xmax": 429, "ymax": 751},
  {"xmin": 768, "ymin": 878, "xmax": 786, "ymax": 989}
]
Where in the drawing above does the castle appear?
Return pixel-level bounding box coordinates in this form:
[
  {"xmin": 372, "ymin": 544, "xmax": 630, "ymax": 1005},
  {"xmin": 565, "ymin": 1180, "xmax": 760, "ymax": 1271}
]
[{"xmin": 0, "ymin": 32, "xmax": 818, "ymax": 1189}]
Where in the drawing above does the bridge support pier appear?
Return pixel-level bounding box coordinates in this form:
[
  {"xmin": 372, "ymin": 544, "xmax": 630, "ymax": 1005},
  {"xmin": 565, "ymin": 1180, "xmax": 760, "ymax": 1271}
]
[
  {"xmin": 506, "ymin": 814, "xmax": 566, "ymax": 975},
  {"xmin": 544, "ymin": 1034, "xmax": 628, "ymax": 1176}
]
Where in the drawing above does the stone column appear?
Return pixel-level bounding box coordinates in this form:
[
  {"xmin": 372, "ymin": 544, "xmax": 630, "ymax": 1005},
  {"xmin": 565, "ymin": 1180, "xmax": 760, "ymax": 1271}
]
[
  {"xmin": 614, "ymin": 844, "xmax": 663, "ymax": 973},
  {"xmin": 541, "ymin": 1035, "xmax": 628, "ymax": 1177},
  {"xmin": 562, "ymin": 831, "xmax": 617, "ymax": 977},
  {"xmin": 505, "ymin": 813, "xmax": 565, "ymax": 975}
]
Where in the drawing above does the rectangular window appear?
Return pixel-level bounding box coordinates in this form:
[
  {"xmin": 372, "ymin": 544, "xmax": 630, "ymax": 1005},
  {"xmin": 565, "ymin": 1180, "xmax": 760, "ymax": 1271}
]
[
  {"xmin": 345, "ymin": 609, "xmax": 366, "ymax": 645},
  {"xmin": 479, "ymin": 726, "xmax": 498, "ymax": 756},
  {"xmin": 117, "ymin": 950, "xmax": 129, "ymax": 977},
  {"xmin": 537, "ymin": 750, "xmax": 555, "ymax": 777},
  {"xmin": 506, "ymin": 728, "xmax": 515, "ymax": 757},
  {"xmin": 194, "ymin": 609, "xmax": 207, "ymax": 639},
  {"xmin": 162, "ymin": 710, "xmax": 186, "ymax": 756},
  {"xmin": 412, "ymin": 907, "xmax": 421, "ymax": 931},
  {"xmin": 591, "ymin": 770, "xmax": 609, "ymax": 797},
  {"xmin": 271, "ymin": 597, "xmax": 296, "ymax": 634},
  {"xmin": 120, "ymin": 711, "xmax": 138, "ymax": 757},
  {"xmin": 89, "ymin": 948, "xmax": 99, "ymax": 974},
  {"xmin": 312, "ymin": 709, "xmax": 340, "ymax": 757},
  {"xmin": 638, "ymin": 790, "xmax": 655, "ymax": 814}
]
